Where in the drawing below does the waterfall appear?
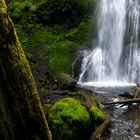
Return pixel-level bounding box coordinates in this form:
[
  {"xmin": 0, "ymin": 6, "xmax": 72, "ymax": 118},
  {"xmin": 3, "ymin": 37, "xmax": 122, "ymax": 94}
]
[
  {"xmin": 123, "ymin": 0, "xmax": 140, "ymax": 83},
  {"xmin": 79, "ymin": 0, "xmax": 140, "ymax": 84}
]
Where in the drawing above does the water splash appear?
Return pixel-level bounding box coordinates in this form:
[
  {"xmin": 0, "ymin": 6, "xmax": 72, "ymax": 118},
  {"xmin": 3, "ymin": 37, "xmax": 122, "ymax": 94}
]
[{"xmin": 79, "ymin": 0, "xmax": 140, "ymax": 84}]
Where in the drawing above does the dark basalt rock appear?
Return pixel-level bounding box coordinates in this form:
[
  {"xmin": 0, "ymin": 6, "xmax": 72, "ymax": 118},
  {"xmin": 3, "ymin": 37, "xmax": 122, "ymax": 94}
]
[{"xmin": 57, "ymin": 73, "xmax": 77, "ymax": 91}]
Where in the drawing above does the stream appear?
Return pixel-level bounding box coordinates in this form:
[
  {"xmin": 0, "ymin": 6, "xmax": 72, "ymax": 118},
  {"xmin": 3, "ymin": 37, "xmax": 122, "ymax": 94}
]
[
  {"xmin": 77, "ymin": 0, "xmax": 140, "ymax": 139},
  {"xmin": 79, "ymin": 82, "xmax": 140, "ymax": 140}
]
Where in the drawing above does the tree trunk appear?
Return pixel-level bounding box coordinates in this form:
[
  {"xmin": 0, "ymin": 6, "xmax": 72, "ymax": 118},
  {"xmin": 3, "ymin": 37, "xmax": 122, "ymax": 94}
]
[{"xmin": 0, "ymin": 0, "xmax": 52, "ymax": 140}]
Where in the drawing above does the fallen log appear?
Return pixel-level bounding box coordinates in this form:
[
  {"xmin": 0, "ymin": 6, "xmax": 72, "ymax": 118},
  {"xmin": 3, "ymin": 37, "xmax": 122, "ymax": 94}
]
[
  {"xmin": 49, "ymin": 90, "xmax": 70, "ymax": 95},
  {"xmin": 102, "ymin": 98, "xmax": 140, "ymax": 106},
  {"xmin": 90, "ymin": 119, "xmax": 111, "ymax": 140}
]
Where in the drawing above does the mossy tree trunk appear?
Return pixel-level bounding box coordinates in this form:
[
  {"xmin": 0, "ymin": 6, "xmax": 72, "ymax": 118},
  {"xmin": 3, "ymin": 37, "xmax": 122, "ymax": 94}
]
[{"xmin": 0, "ymin": 0, "xmax": 52, "ymax": 140}]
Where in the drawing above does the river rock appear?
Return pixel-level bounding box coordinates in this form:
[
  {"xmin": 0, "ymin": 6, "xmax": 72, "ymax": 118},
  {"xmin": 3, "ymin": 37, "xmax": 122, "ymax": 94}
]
[{"xmin": 57, "ymin": 73, "xmax": 77, "ymax": 91}]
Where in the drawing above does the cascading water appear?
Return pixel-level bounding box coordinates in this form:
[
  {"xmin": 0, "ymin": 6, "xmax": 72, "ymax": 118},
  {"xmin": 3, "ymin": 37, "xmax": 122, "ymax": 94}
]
[
  {"xmin": 123, "ymin": 0, "xmax": 140, "ymax": 83},
  {"xmin": 78, "ymin": 1, "xmax": 140, "ymax": 139},
  {"xmin": 78, "ymin": 0, "xmax": 140, "ymax": 84}
]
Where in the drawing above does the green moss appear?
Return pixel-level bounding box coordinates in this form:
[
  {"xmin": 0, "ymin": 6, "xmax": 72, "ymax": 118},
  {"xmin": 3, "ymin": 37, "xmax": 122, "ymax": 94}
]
[
  {"xmin": 40, "ymin": 89, "xmax": 48, "ymax": 94},
  {"xmin": 49, "ymin": 97, "xmax": 90, "ymax": 140},
  {"xmin": 90, "ymin": 106, "xmax": 106, "ymax": 128},
  {"xmin": 48, "ymin": 42, "xmax": 78, "ymax": 74},
  {"xmin": 43, "ymin": 104, "xmax": 52, "ymax": 119},
  {"xmin": 91, "ymin": 96, "xmax": 100, "ymax": 108},
  {"xmin": 67, "ymin": 92, "xmax": 80, "ymax": 96}
]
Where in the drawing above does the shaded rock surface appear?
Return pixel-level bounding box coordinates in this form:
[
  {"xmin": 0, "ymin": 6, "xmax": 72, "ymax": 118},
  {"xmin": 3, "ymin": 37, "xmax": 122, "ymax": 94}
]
[{"xmin": 57, "ymin": 73, "xmax": 77, "ymax": 91}]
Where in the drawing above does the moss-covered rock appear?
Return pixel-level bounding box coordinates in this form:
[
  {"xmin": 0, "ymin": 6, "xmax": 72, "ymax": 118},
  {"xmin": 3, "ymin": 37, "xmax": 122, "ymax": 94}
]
[
  {"xmin": 57, "ymin": 73, "xmax": 77, "ymax": 91},
  {"xmin": 90, "ymin": 106, "xmax": 106, "ymax": 128},
  {"xmin": 41, "ymin": 89, "xmax": 108, "ymax": 139},
  {"xmin": 49, "ymin": 97, "xmax": 91, "ymax": 140}
]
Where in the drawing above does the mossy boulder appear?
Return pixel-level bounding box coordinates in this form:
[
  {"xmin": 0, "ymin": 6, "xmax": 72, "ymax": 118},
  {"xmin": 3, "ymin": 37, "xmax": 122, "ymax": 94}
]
[
  {"xmin": 49, "ymin": 98, "xmax": 90, "ymax": 140},
  {"xmin": 90, "ymin": 106, "xmax": 106, "ymax": 128},
  {"xmin": 57, "ymin": 73, "xmax": 77, "ymax": 91}
]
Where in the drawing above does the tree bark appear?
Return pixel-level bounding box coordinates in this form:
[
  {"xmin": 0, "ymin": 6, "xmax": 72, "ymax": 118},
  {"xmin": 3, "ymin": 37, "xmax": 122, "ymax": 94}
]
[{"xmin": 0, "ymin": 0, "xmax": 52, "ymax": 140}]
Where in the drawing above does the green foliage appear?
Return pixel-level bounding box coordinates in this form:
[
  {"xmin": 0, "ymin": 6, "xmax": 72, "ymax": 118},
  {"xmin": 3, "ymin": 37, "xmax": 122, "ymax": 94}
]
[
  {"xmin": 46, "ymin": 17, "xmax": 91, "ymax": 74},
  {"xmin": 9, "ymin": 1, "xmax": 26, "ymax": 21},
  {"xmin": 9, "ymin": 1, "xmax": 37, "ymax": 23},
  {"xmin": 35, "ymin": 0, "xmax": 92, "ymax": 24},
  {"xmin": 66, "ymin": 16, "xmax": 91, "ymax": 42},
  {"xmin": 9, "ymin": 0, "xmax": 96, "ymax": 74},
  {"xmin": 49, "ymin": 98, "xmax": 90, "ymax": 140},
  {"xmin": 16, "ymin": 18, "xmax": 90, "ymax": 74}
]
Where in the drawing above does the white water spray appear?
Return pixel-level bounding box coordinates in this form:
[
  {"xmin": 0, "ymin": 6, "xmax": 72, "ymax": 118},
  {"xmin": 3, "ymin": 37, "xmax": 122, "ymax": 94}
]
[{"xmin": 79, "ymin": 0, "xmax": 140, "ymax": 85}]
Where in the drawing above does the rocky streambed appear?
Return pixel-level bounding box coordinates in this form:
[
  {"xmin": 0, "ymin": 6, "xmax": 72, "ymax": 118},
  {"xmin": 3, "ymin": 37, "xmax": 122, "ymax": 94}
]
[
  {"xmin": 80, "ymin": 82, "xmax": 140, "ymax": 140},
  {"xmin": 33, "ymin": 66, "xmax": 140, "ymax": 140}
]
